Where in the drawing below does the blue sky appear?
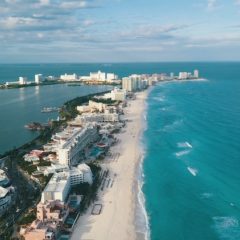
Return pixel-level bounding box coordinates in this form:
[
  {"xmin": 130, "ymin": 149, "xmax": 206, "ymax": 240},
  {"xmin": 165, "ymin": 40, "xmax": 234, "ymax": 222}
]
[{"xmin": 0, "ymin": 0, "xmax": 240, "ymax": 63}]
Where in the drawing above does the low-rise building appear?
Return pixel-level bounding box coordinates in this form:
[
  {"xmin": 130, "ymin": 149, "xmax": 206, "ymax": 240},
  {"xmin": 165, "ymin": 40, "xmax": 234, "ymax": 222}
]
[
  {"xmin": 70, "ymin": 164, "xmax": 93, "ymax": 185},
  {"xmin": 75, "ymin": 113, "xmax": 119, "ymax": 125},
  {"xmin": 37, "ymin": 200, "xmax": 69, "ymax": 223},
  {"xmin": 21, "ymin": 220, "xmax": 55, "ymax": 240}
]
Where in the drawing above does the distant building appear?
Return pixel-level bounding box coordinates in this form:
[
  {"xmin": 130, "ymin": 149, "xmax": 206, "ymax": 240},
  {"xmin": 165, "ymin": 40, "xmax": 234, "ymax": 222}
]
[
  {"xmin": 35, "ymin": 74, "xmax": 43, "ymax": 84},
  {"xmin": 194, "ymin": 70, "xmax": 199, "ymax": 78},
  {"xmin": 106, "ymin": 73, "xmax": 118, "ymax": 82},
  {"xmin": 19, "ymin": 77, "xmax": 27, "ymax": 85},
  {"xmin": 60, "ymin": 73, "xmax": 78, "ymax": 81},
  {"xmin": 110, "ymin": 88, "xmax": 126, "ymax": 101},
  {"xmin": 90, "ymin": 71, "xmax": 106, "ymax": 81},
  {"xmin": 122, "ymin": 75, "xmax": 146, "ymax": 92},
  {"xmin": 178, "ymin": 72, "xmax": 188, "ymax": 80}
]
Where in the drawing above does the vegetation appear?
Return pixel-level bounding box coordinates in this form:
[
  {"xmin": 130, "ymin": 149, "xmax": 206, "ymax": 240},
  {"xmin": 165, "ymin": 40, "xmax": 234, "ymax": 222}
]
[
  {"xmin": 91, "ymin": 97, "xmax": 118, "ymax": 105},
  {"xmin": 78, "ymin": 163, "xmax": 103, "ymax": 213},
  {"xmin": 59, "ymin": 91, "xmax": 111, "ymax": 120},
  {"xmin": 17, "ymin": 210, "xmax": 36, "ymax": 226}
]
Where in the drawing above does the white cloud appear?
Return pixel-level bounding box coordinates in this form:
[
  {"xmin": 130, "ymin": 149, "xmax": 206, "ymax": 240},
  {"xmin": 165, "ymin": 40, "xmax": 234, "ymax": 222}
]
[
  {"xmin": 207, "ymin": 0, "xmax": 218, "ymax": 11},
  {"xmin": 60, "ymin": 1, "xmax": 89, "ymax": 9}
]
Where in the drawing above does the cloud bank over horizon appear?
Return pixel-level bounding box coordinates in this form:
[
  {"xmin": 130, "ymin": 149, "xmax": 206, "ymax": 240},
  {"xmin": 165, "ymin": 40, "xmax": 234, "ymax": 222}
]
[{"xmin": 1, "ymin": 0, "xmax": 240, "ymax": 63}]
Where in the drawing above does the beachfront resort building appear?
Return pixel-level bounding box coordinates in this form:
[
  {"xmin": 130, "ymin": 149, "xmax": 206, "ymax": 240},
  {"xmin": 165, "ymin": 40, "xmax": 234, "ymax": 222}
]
[
  {"xmin": 60, "ymin": 73, "xmax": 78, "ymax": 81},
  {"xmin": 77, "ymin": 100, "xmax": 114, "ymax": 113},
  {"xmin": 56, "ymin": 124, "xmax": 98, "ymax": 166},
  {"xmin": 74, "ymin": 113, "xmax": 119, "ymax": 125},
  {"xmin": 35, "ymin": 74, "xmax": 43, "ymax": 84},
  {"xmin": 99, "ymin": 88, "xmax": 126, "ymax": 101},
  {"xmin": 41, "ymin": 164, "xmax": 92, "ymax": 203},
  {"xmin": 43, "ymin": 123, "xmax": 98, "ymax": 166},
  {"xmin": 41, "ymin": 172, "xmax": 71, "ymax": 203},
  {"xmin": 122, "ymin": 75, "xmax": 147, "ymax": 92},
  {"xmin": 70, "ymin": 164, "xmax": 93, "ymax": 185}
]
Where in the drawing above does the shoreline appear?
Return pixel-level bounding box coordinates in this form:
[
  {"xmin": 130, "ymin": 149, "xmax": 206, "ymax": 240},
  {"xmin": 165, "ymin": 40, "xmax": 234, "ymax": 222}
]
[
  {"xmin": 134, "ymin": 87, "xmax": 153, "ymax": 240},
  {"xmin": 70, "ymin": 89, "xmax": 150, "ymax": 240}
]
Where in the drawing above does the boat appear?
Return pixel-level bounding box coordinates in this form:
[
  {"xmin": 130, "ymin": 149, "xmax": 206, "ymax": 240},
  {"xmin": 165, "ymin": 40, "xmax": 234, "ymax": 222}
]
[
  {"xmin": 24, "ymin": 122, "xmax": 45, "ymax": 131},
  {"xmin": 41, "ymin": 107, "xmax": 60, "ymax": 113}
]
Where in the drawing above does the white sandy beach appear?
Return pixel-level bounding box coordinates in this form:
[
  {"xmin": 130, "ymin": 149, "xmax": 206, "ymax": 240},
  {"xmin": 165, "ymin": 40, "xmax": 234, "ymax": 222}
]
[{"xmin": 71, "ymin": 90, "xmax": 148, "ymax": 240}]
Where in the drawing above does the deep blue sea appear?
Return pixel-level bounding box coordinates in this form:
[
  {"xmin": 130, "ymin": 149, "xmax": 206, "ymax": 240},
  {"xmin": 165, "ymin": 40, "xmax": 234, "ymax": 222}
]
[
  {"xmin": 0, "ymin": 63, "xmax": 239, "ymax": 240},
  {"xmin": 143, "ymin": 63, "xmax": 240, "ymax": 240}
]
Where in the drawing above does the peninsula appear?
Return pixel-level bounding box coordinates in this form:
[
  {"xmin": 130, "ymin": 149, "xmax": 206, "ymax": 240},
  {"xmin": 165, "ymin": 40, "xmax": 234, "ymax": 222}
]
[{"xmin": 0, "ymin": 69, "xmax": 201, "ymax": 239}]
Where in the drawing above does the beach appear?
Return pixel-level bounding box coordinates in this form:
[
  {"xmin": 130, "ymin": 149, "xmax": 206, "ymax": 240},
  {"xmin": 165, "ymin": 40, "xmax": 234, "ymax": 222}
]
[{"xmin": 71, "ymin": 90, "xmax": 148, "ymax": 240}]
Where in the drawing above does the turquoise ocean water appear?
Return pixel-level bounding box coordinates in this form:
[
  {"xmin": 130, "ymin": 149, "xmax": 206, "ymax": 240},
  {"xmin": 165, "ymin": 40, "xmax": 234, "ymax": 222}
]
[
  {"xmin": 0, "ymin": 63, "xmax": 240, "ymax": 239},
  {"xmin": 143, "ymin": 63, "xmax": 240, "ymax": 240}
]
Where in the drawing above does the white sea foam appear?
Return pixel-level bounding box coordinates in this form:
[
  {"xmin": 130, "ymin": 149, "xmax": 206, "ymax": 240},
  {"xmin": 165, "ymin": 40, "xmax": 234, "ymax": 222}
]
[
  {"xmin": 213, "ymin": 216, "xmax": 240, "ymax": 240},
  {"xmin": 200, "ymin": 192, "xmax": 213, "ymax": 199},
  {"xmin": 135, "ymin": 154, "xmax": 150, "ymax": 240},
  {"xmin": 177, "ymin": 141, "xmax": 192, "ymax": 149},
  {"xmin": 187, "ymin": 167, "xmax": 198, "ymax": 176},
  {"xmin": 162, "ymin": 119, "xmax": 183, "ymax": 132},
  {"xmin": 175, "ymin": 150, "xmax": 191, "ymax": 157},
  {"xmin": 153, "ymin": 96, "xmax": 165, "ymax": 102}
]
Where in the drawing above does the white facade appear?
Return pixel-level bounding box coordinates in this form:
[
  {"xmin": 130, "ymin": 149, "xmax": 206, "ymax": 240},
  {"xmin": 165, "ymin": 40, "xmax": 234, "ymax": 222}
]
[
  {"xmin": 110, "ymin": 88, "xmax": 126, "ymax": 101},
  {"xmin": 122, "ymin": 75, "xmax": 145, "ymax": 92},
  {"xmin": 106, "ymin": 73, "xmax": 118, "ymax": 82},
  {"xmin": 56, "ymin": 124, "xmax": 98, "ymax": 166},
  {"xmin": 76, "ymin": 113, "xmax": 119, "ymax": 124},
  {"xmin": 90, "ymin": 71, "xmax": 106, "ymax": 81},
  {"xmin": 35, "ymin": 74, "xmax": 43, "ymax": 84},
  {"xmin": 194, "ymin": 70, "xmax": 199, "ymax": 78},
  {"xmin": 60, "ymin": 73, "xmax": 78, "ymax": 81},
  {"xmin": 41, "ymin": 172, "xmax": 70, "ymax": 203},
  {"xmin": 41, "ymin": 164, "xmax": 93, "ymax": 203},
  {"xmin": 70, "ymin": 164, "xmax": 93, "ymax": 185},
  {"xmin": 178, "ymin": 72, "xmax": 188, "ymax": 79},
  {"xmin": 0, "ymin": 187, "xmax": 11, "ymax": 214},
  {"xmin": 19, "ymin": 77, "xmax": 27, "ymax": 85},
  {"xmin": 77, "ymin": 101, "xmax": 107, "ymax": 113}
]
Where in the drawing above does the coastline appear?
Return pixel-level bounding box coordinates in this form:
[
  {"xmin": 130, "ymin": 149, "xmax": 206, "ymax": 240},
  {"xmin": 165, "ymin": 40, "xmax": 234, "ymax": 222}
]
[
  {"xmin": 134, "ymin": 87, "xmax": 153, "ymax": 240},
  {"xmin": 70, "ymin": 89, "xmax": 150, "ymax": 240}
]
